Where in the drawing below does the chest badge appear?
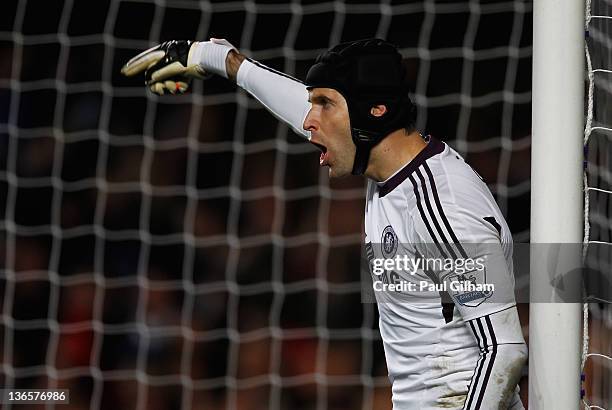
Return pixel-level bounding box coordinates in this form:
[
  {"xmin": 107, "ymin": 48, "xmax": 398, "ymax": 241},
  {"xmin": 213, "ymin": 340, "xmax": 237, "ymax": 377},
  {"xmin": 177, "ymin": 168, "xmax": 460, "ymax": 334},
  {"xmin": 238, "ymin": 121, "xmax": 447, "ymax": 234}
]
[{"xmin": 381, "ymin": 225, "xmax": 398, "ymax": 258}]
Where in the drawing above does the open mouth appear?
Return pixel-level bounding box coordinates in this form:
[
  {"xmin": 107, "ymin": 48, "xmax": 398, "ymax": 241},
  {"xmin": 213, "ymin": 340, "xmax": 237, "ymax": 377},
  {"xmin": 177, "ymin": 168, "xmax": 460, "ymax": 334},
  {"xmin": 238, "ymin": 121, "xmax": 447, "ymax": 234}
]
[{"xmin": 311, "ymin": 142, "xmax": 329, "ymax": 166}]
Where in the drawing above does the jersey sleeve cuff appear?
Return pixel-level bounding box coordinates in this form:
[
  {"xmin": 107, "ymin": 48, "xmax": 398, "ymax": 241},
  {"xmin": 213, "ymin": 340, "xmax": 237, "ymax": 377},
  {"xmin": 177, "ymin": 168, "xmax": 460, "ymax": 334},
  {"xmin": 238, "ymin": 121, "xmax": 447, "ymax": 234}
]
[
  {"xmin": 460, "ymin": 302, "xmax": 516, "ymax": 322},
  {"xmin": 236, "ymin": 58, "xmax": 256, "ymax": 88}
]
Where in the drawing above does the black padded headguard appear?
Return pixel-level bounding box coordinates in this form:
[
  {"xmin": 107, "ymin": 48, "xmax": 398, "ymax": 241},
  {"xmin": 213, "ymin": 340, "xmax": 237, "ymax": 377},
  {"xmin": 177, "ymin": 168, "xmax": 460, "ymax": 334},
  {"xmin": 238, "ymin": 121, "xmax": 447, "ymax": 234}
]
[{"xmin": 305, "ymin": 38, "xmax": 415, "ymax": 175}]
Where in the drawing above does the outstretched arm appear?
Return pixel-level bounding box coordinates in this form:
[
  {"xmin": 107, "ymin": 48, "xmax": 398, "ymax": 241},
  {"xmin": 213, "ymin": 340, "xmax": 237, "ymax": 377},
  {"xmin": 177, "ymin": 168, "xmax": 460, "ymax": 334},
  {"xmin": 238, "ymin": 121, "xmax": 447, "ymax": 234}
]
[
  {"xmin": 231, "ymin": 54, "xmax": 311, "ymax": 139},
  {"xmin": 197, "ymin": 41, "xmax": 311, "ymax": 138},
  {"xmin": 121, "ymin": 39, "xmax": 311, "ymax": 139}
]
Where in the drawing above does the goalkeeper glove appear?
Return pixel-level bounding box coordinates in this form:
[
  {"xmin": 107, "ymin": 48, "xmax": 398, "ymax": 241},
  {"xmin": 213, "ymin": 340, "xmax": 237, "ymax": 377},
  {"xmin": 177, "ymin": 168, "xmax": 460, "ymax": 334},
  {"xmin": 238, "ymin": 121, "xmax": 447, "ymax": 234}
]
[{"xmin": 121, "ymin": 39, "xmax": 236, "ymax": 95}]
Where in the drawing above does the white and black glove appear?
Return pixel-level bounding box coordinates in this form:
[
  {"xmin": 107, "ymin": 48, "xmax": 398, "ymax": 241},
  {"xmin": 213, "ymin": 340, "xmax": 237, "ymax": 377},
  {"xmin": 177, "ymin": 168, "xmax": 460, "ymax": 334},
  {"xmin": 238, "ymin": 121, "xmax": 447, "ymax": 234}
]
[{"xmin": 121, "ymin": 39, "xmax": 236, "ymax": 95}]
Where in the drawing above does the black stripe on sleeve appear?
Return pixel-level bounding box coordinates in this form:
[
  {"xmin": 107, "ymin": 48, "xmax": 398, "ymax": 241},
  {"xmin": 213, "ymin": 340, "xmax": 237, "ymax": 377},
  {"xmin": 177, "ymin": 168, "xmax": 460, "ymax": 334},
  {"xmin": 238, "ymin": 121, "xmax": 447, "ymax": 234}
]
[
  {"xmin": 423, "ymin": 163, "xmax": 469, "ymax": 259},
  {"xmin": 415, "ymin": 168, "xmax": 458, "ymax": 260},
  {"xmin": 474, "ymin": 316, "xmax": 499, "ymax": 408},
  {"xmin": 465, "ymin": 320, "xmax": 484, "ymax": 401},
  {"xmin": 464, "ymin": 319, "xmax": 488, "ymax": 410},
  {"xmin": 410, "ymin": 172, "xmax": 455, "ymax": 323},
  {"xmin": 408, "ymin": 174, "xmax": 447, "ymax": 259}
]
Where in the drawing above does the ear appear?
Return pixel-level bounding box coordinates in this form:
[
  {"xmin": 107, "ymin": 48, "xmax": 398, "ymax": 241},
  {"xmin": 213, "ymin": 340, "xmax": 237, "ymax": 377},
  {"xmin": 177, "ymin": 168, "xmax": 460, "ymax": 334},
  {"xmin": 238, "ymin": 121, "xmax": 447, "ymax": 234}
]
[{"xmin": 370, "ymin": 104, "xmax": 387, "ymax": 117}]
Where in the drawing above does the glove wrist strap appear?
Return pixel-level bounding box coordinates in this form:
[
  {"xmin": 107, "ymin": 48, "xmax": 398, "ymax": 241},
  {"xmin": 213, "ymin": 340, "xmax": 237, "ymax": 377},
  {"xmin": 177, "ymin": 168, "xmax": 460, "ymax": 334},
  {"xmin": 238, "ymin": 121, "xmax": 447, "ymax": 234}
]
[{"xmin": 188, "ymin": 41, "xmax": 235, "ymax": 79}]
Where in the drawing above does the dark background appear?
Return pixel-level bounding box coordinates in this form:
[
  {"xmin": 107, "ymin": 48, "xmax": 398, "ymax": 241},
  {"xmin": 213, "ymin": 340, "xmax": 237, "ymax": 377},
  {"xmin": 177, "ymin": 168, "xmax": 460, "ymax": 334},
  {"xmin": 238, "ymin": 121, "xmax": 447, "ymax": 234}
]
[{"xmin": 4, "ymin": 0, "xmax": 603, "ymax": 409}]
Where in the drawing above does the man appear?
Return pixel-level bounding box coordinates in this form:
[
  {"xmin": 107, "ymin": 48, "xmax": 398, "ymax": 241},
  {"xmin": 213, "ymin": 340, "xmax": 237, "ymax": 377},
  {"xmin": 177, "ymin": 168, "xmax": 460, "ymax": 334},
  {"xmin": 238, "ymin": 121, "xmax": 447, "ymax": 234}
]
[{"xmin": 123, "ymin": 38, "xmax": 527, "ymax": 409}]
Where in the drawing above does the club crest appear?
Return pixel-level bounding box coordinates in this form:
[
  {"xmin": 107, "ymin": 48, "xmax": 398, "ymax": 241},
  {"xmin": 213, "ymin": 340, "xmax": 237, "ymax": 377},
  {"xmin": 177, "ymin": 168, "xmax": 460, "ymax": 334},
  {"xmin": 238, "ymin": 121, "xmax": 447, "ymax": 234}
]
[{"xmin": 381, "ymin": 225, "xmax": 398, "ymax": 258}]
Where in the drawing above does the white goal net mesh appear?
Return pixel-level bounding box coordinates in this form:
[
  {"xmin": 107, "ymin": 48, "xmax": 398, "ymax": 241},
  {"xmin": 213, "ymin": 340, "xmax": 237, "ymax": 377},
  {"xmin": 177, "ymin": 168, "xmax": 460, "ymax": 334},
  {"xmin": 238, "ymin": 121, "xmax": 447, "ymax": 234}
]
[
  {"xmin": 584, "ymin": 0, "xmax": 612, "ymax": 408},
  {"xmin": 0, "ymin": 0, "xmax": 577, "ymax": 409}
]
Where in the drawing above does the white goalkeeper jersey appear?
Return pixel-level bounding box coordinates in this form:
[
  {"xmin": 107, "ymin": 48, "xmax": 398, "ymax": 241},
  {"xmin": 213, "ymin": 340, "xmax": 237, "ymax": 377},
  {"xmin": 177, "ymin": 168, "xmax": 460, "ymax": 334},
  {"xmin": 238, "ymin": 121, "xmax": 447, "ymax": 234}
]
[
  {"xmin": 363, "ymin": 137, "xmax": 525, "ymax": 409},
  {"xmin": 236, "ymin": 58, "xmax": 527, "ymax": 410}
]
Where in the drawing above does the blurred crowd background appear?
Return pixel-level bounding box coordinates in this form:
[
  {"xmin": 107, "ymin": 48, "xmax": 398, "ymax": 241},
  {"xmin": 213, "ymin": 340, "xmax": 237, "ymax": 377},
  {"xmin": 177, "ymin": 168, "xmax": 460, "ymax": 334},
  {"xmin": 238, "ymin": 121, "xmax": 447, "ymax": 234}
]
[{"xmin": 0, "ymin": 0, "xmax": 608, "ymax": 409}]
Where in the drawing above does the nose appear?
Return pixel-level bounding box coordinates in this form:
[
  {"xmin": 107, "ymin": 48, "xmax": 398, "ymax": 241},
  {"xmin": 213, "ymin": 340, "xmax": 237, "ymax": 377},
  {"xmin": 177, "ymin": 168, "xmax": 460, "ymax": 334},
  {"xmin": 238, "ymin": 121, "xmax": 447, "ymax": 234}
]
[{"xmin": 303, "ymin": 108, "xmax": 318, "ymax": 132}]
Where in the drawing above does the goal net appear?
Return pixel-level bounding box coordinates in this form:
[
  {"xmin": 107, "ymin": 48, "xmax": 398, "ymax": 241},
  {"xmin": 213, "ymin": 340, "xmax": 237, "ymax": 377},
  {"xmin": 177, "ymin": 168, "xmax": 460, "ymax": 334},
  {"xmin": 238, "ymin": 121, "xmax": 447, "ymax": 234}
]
[
  {"xmin": 1, "ymin": 0, "xmax": 601, "ymax": 408},
  {"xmin": 583, "ymin": 0, "xmax": 612, "ymax": 408}
]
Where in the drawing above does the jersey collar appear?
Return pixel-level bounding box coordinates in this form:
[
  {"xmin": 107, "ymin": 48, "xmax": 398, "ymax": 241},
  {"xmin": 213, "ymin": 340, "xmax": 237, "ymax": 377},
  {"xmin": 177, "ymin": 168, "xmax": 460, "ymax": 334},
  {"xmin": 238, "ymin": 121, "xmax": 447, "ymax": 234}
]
[{"xmin": 378, "ymin": 136, "xmax": 445, "ymax": 198}]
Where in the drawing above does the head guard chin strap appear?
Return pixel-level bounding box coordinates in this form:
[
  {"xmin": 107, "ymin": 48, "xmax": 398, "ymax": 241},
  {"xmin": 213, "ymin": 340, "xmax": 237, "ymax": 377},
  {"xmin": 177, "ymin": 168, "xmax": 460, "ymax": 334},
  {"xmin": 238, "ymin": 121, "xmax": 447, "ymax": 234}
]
[{"xmin": 305, "ymin": 38, "xmax": 416, "ymax": 175}]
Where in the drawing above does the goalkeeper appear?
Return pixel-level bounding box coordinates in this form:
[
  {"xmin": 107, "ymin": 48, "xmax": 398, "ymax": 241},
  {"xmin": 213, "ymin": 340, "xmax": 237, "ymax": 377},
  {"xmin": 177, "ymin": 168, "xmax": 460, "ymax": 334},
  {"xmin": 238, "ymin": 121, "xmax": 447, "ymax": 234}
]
[{"xmin": 123, "ymin": 39, "xmax": 527, "ymax": 410}]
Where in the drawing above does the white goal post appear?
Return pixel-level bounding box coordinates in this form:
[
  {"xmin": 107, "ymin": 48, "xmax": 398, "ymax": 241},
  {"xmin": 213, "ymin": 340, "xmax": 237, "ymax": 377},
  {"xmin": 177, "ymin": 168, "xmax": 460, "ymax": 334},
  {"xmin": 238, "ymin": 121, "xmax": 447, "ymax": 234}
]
[{"xmin": 529, "ymin": 0, "xmax": 585, "ymax": 408}]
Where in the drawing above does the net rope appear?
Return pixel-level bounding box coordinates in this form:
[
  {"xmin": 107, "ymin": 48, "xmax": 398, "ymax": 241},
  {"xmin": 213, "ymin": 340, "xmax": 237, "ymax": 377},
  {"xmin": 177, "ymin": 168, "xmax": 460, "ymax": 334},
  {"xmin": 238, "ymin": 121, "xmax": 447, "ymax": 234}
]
[
  {"xmin": 1, "ymin": 0, "xmax": 533, "ymax": 409},
  {"xmin": 583, "ymin": 0, "xmax": 612, "ymax": 408}
]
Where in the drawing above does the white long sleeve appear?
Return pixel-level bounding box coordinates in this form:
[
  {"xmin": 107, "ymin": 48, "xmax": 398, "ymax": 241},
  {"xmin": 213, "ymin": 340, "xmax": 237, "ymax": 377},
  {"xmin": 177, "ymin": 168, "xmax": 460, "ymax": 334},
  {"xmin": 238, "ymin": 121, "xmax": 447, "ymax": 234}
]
[
  {"xmin": 463, "ymin": 306, "xmax": 527, "ymax": 410},
  {"xmin": 236, "ymin": 58, "xmax": 311, "ymax": 140}
]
